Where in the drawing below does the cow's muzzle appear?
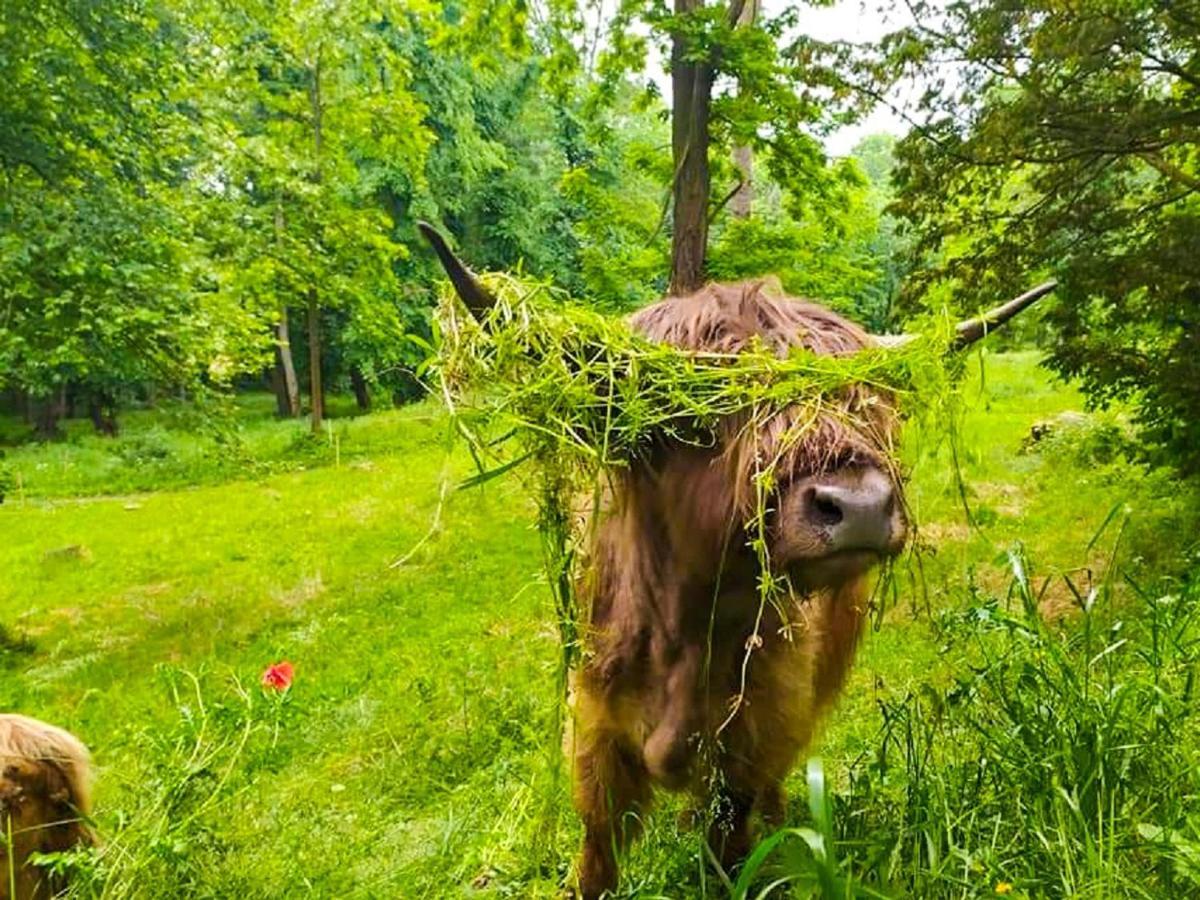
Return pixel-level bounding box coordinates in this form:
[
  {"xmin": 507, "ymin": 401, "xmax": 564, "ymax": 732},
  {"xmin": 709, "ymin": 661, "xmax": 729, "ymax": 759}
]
[
  {"xmin": 804, "ymin": 467, "xmax": 904, "ymax": 556},
  {"xmin": 773, "ymin": 465, "xmax": 907, "ymax": 569}
]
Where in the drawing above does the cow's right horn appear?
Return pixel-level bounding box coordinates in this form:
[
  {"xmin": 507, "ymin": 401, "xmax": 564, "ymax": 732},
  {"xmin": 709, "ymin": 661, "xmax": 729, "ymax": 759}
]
[{"xmin": 417, "ymin": 221, "xmax": 497, "ymax": 320}]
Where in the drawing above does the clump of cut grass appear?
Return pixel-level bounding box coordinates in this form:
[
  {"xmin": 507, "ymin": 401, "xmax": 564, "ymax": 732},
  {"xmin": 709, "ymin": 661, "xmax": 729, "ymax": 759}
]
[{"xmin": 435, "ymin": 274, "xmax": 957, "ymax": 474}]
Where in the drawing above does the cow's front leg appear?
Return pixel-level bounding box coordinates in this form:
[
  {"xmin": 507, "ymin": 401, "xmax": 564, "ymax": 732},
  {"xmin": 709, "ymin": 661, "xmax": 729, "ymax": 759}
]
[{"xmin": 570, "ymin": 725, "xmax": 651, "ymax": 899}]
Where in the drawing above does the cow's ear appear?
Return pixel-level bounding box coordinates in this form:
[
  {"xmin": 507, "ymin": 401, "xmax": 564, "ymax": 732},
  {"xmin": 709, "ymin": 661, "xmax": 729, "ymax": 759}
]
[
  {"xmin": 873, "ymin": 280, "xmax": 1057, "ymax": 351},
  {"xmin": 417, "ymin": 221, "xmax": 497, "ymax": 320}
]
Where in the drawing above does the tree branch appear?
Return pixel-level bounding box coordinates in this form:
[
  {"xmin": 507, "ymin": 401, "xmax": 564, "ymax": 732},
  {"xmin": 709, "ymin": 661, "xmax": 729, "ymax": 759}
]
[
  {"xmin": 1139, "ymin": 150, "xmax": 1200, "ymax": 192},
  {"xmin": 708, "ymin": 176, "xmax": 747, "ymax": 224}
]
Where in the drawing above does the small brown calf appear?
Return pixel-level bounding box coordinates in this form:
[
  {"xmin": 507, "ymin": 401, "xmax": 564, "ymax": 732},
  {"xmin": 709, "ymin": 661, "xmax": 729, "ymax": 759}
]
[{"xmin": 0, "ymin": 715, "xmax": 93, "ymax": 900}]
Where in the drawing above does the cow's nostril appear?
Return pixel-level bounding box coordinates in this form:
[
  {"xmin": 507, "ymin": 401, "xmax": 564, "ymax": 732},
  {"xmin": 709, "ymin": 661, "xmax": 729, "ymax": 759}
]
[{"xmin": 809, "ymin": 489, "xmax": 844, "ymax": 526}]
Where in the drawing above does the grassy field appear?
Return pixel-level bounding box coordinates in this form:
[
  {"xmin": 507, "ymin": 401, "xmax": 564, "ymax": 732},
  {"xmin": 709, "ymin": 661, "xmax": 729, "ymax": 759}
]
[{"xmin": 3, "ymin": 352, "xmax": 1200, "ymax": 898}]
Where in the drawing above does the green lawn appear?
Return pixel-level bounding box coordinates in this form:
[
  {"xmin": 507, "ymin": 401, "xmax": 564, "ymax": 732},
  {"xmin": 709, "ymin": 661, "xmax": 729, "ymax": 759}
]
[{"xmin": 2, "ymin": 352, "xmax": 1197, "ymax": 897}]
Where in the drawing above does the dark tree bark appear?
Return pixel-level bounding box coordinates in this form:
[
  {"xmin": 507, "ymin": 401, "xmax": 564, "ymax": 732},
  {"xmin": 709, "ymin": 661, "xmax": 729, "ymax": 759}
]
[
  {"xmin": 31, "ymin": 390, "xmax": 66, "ymax": 441},
  {"xmin": 270, "ymin": 363, "xmax": 286, "ymax": 415},
  {"xmin": 349, "ymin": 366, "xmax": 371, "ymax": 413},
  {"xmin": 273, "ymin": 308, "xmax": 301, "ymax": 417},
  {"xmin": 64, "ymin": 383, "xmax": 78, "ymax": 420},
  {"xmin": 306, "ymin": 53, "xmax": 325, "ymax": 435},
  {"xmin": 307, "ymin": 292, "xmax": 324, "ymax": 433},
  {"xmin": 87, "ymin": 392, "xmax": 119, "ymax": 437},
  {"xmin": 731, "ymin": 145, "xmax": 753, "ymax": 220},
  {"xmin": 669, "ymin": 0, "xmax": 714, "ymax": 296}
]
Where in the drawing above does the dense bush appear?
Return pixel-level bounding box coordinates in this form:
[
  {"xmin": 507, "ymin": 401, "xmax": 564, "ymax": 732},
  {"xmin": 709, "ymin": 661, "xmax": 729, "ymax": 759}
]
[{"xmin": 891, "ymin": 1, "xmax": 1200, "ymax": 472}]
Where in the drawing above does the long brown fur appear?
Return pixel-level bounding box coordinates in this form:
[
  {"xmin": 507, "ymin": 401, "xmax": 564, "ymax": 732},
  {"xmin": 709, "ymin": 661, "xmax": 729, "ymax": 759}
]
[
  {"xmin": 567, "ymin": 282, "xmax": 903, "ymax": 899},
  {"xmin": 0, "ymin": 715, "xmax": 94, "ymax": 900}
]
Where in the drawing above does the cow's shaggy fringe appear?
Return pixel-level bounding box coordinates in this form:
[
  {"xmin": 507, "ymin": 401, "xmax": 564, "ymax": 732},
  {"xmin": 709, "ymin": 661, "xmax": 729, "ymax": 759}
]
[{"xmin": 434, "ymin": 273, "xmax": 963, "ymax": 684}]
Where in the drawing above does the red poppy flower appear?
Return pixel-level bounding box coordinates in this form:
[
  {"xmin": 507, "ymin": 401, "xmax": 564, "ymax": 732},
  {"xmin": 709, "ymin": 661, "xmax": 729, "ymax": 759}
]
[{"xmin": 261, "ymin": 660, "xmax": 295, "ymax": 691}]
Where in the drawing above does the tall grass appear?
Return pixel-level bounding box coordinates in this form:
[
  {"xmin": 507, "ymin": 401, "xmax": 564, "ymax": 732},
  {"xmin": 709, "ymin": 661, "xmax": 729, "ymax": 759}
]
[
  {"xmin": 31, "ymin": 668, "xmax": 294, "ymax": 898},
  {"xmin": 739, "ymin": 542, "xmax": 1200, "ymax": 898}
]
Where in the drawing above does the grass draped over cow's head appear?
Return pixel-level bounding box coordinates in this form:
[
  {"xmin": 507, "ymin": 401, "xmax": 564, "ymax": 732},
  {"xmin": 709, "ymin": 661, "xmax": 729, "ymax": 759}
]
[{"xmin": 431, "ymin": 273, "xmax": 965, "ymax": 676}]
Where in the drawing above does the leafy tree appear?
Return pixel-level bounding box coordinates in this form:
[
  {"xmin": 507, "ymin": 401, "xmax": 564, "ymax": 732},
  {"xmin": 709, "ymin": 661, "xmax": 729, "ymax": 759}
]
[
  {"xmin": 0, "ymin": 0, "xmax": 916, "ymax": 437},
  {"xmin": 889, "ymin": 1, "xmax": 1200, "ymax": 468},
  {"xmin": 0, "ymin": 0, "xmax": 266, "ymax": 436},
  {"xmin": 401, "ymin": 2, "xmax": 671, "ymax": 310},
  {"xmin": 204, "ymin": 0, "xmax": 431, "ymax": 431},
  {"xmin": 708, "ymin": 135, "xmax": 908, "ymax": 330},
  {"xmin": 555, "ymin": 0, "xmax": 884, "ymax": 294}
]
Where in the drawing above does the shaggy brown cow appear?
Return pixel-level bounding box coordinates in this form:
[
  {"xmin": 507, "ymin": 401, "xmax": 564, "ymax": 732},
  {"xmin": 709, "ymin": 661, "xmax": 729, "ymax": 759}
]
[
  {"xmin": 0, "ymin": 715, "xmax": 94, "ymax": 900},
  {"xmin": 419, "ymin": 222, "xmax": 1051, "ymax": 899},
  {"xmin": 568, "ymin": 284, "xmax": 907, "ymax": 897}
]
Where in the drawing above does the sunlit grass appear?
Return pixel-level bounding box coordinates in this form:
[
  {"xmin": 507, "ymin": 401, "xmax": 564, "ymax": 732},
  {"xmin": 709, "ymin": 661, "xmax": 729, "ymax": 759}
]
[{"xmin": 1, "ymin": 352, "xmax": 1197, "ymax": 896}]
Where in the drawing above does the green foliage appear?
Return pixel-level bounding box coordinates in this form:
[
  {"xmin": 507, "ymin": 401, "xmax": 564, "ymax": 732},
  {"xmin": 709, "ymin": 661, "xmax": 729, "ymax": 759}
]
[
  {"xmin": 706, "ymin": 137, "xmax": 909, "ymax": 331},
  {"xmin": 0, "ymin": 0, "xmax": 269, "ymax": 409},
  {"xmin": 889, "ymin": 0, "xmax": 1200, "ymax": 469},
  {"xmin": 200, "ymin": 0, "xmax": 434, "ymax": 413},
  {"xmin": 822, "ymin": 547, "xmax": 1200, "ymax": 897},
  {"xmin": 1, "ymin": 0, "xmax": 914, "ymax": 434}
]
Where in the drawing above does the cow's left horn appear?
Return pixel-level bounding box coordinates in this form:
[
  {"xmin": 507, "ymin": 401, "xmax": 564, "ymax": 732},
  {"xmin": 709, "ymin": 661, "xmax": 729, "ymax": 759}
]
[
  {"xmin": 951, "ymin": 279, "xmax": 1058, "ymax": 349},
  {"xmin": 417, "ymin": 221, "xmax": 497, "ymax": 320},
  {"xmin": 874, "ymin": 280, "xmax": 1058, "ymax": 350}
]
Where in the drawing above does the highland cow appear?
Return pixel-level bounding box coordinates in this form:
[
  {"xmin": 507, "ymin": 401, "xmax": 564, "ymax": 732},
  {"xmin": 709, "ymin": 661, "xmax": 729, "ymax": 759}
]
[
  {"xmin": 0, "ymin": 715, "xmax": 94, "ymax": 900},
  {"xmin": 419, "ymin": 222, "xmax": 1052, "ymax": 899}
]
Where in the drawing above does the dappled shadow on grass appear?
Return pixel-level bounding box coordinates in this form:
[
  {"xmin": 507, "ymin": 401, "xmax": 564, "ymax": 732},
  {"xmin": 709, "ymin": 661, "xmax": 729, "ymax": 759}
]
[{"xmin": 0, "ymin": 622, "xmax": 36, "ymax": 667}]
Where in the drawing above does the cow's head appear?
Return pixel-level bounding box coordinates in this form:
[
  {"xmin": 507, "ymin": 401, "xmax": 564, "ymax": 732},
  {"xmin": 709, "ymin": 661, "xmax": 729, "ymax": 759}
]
[{"xmin": 418, "ymin": 222, "xmax": 1052, "ymax": 588}]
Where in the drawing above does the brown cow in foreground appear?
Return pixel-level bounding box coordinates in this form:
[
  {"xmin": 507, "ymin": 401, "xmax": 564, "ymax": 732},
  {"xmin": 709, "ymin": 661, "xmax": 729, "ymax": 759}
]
[
  {"xmin": 0, "ymin": 715, "xmax": 94, "ymax": 900},
  {"xmin": 570, "ymin": 285, "xmax": 907, "ymax": 897},
  {"xmin": 420, "ymin": 222, "xmax": 1052, "ymax": 899}
]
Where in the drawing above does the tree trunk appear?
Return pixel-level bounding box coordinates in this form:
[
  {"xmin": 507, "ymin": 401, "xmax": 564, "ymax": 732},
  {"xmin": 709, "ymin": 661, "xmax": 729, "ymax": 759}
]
[
  {"xmin": 31, "ymin": 390, "xmax": 66, "ymax": 441},
  {"xmin": 87, "ymin": 392, "xmax": 119, "ymax": 437},
  {"xmin": 669, "ymin": 0, "xmax": 714, "ymax": 296},
  {"xmin": 273, "ymin": 308, "xmax": 301, "ymax": 417},
  {"xmin": 307, "ymin": 292, "xmax": 324, "ymax": 433},
  {"xmin": 349, "ymin": 366, "xmax": 371, "ymax": 413},
  {"xmin": 730, "ymin": 0, "xmax": 758, "ymax": 220},
  {"xmin": 731, "ymin": 144, "xmax": 753, "ymax": 219},
  {"xmin": 270, "ymin": 363, "xmax": 286, "ymax": 415},
  {"xmin": 306, "ymin": 53, "xmax": 325, "ymax": 435}
]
